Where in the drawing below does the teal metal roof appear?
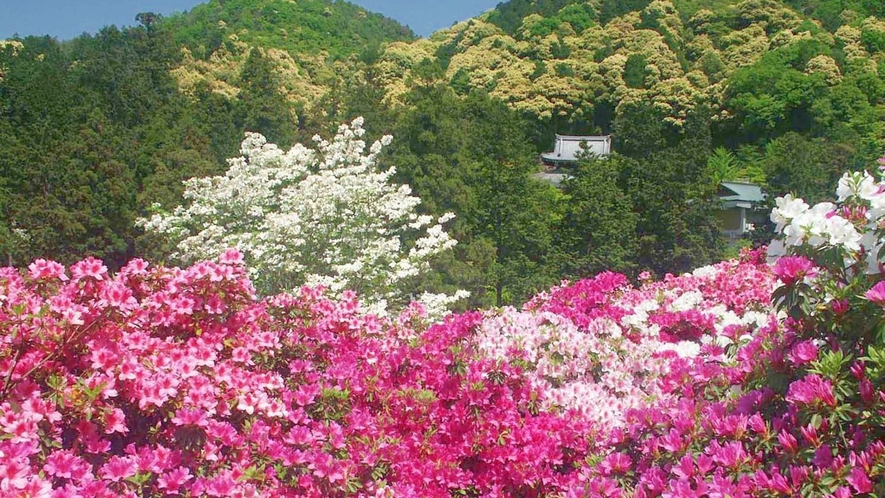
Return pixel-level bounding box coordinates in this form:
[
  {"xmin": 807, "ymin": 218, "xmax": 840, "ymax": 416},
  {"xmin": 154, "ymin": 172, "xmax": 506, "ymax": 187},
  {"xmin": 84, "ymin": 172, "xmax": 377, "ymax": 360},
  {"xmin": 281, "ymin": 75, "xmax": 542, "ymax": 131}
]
[{"xmin": 718, "ymin": 181, "xmax": 766, "ymax": 204}]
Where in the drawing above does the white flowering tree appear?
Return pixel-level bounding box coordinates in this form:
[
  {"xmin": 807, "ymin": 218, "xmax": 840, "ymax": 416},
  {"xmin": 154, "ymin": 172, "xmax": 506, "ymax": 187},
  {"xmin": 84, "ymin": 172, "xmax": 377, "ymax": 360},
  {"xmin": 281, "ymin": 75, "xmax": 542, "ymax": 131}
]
[{"xmin": 140, "ymin": 117, "xmax": 467, "ymax": 316}]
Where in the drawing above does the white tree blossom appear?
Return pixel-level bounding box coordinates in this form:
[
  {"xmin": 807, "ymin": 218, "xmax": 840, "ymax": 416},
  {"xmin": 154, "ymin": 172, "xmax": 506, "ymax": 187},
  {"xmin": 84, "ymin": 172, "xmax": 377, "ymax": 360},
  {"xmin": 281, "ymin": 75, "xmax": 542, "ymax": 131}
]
[
  {"xmin": 767, "ymin": 169, "xmax": 885, "ymax": 275},
  {"xmin": 139, "ymin": 117, "xmax": 467, "ymax": 316}
]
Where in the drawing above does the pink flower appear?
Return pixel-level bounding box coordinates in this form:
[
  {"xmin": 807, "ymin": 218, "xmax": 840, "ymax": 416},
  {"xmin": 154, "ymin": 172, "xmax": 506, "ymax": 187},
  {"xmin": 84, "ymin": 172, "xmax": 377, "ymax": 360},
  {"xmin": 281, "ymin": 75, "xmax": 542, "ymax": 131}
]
[
  {"xmin": 846, "ymin": 467, "xmax": 873, "ymax": 493},
  {"xmin": 43, "ymin": 450, "xmax": 90, "ymax": 480},
  {"xmin": 27, "ymin": 259, "xmax": 68, "ymax": 281},
  {"xmin": 103, "ymin": 408, "xmax": 128, "ymax": 435},
  {"xmin": 99, "ymin": 456, "xmax": 138, "ymax": 482},
  {"xmin": 157, "ymin": 467, "xmax": 192, "ymax": 493},
  {"xmin": 171, "ymin": 408, "xmax": 209, "ymax": 428},
  {"xmin": 787, "ymin": 340, "xmax": 818, "ymax": 366},
  {"xmin": 98, "ymin": 282, "xmax": 138, "ymax": 312},
  {"xmin": 772, "ymin": 256, "xmax": 816, "ymax": 286},
  {"xmin": 205, "ymin": 473, "xmax": 237, "ymax": 496},
  {"xmin": 786, "ymin": 375, "xmax": 837, "ymax": 408},
  {"xmin": 864, "ymin": 281, "xmax": 885, "ymax": 305},
  {"xmin": 70, "ymin": 257, "xmax": 108, "ymax": 282},
  {"xmin": 218, "ymin": 249, "xmax": 245, "ymax": 265}
]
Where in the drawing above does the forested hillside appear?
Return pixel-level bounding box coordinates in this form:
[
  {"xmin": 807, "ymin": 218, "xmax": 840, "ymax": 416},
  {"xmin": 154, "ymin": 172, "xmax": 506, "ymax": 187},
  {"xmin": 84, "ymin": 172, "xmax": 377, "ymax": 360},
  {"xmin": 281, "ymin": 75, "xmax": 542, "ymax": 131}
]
[
  {"xmin": 1, "ymin": 0, "xmax": 883, "ymax": 306},
  {"xmin": 378, "ymin": 0, "xmax": 883, "ymax": 153},
  {"xmin": 0, "ymin": 0, "xmax": 412, "ymax": 269}
]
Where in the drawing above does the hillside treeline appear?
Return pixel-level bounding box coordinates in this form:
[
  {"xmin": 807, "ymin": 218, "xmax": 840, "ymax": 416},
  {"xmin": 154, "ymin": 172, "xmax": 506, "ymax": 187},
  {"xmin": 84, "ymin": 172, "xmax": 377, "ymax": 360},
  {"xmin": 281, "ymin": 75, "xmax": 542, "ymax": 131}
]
[{"xmin": 0, "ymin": 0, "xmax": 882, "ymax": 306}]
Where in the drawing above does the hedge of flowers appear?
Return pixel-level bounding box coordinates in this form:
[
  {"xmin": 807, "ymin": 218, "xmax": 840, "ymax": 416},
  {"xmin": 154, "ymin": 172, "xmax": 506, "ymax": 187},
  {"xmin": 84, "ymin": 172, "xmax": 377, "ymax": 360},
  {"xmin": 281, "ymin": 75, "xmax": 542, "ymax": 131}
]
[
  {"xmin": 566, "ymin": 168, "xmax": 885, "ymax": 497},
  {"xmin": 1, "ymin": 166, "xmax": 884, "ymax": 497}
]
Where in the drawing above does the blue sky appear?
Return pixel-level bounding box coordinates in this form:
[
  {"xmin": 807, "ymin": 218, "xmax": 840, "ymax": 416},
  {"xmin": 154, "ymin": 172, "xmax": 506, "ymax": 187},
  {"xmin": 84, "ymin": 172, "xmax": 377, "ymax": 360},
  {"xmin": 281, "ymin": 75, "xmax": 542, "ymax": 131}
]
[{"xmin": 0, "ymin": 0, "xmax": 502, "ymax": 40}]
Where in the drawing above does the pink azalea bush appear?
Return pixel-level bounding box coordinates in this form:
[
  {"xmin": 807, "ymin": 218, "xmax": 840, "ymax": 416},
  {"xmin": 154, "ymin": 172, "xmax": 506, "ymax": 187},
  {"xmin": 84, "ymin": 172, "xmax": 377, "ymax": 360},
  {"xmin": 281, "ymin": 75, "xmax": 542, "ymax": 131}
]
[
  {"xmin": 566, "ymin": 167, "xmax": 885, "ymax": 497},
  {"xmin": 474, "ymin": 257, "xmax": 775, "ymax": 432},
  {"xmin": 0, "ymin": 250, "xmax": 777, "ymax": 497},
  {"xmin": 3, "ymin": 158, "xmax": 885, "ymax": 497},
  {"xmin": 1, "ymin": 251, "xmax": 597, "ymax": 497}
]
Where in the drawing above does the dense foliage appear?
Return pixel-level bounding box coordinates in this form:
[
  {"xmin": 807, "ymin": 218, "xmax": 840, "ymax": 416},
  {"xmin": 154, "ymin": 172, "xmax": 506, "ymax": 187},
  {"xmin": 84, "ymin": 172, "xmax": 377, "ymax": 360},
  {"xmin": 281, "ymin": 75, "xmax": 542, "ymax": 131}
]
[
  {"xmin": 161, "ymin": 0, "xmax": 414, "ymax": 61},
  {"xmin": 378, "ymin": 0, "xmax": 884, "ymax": 180}
]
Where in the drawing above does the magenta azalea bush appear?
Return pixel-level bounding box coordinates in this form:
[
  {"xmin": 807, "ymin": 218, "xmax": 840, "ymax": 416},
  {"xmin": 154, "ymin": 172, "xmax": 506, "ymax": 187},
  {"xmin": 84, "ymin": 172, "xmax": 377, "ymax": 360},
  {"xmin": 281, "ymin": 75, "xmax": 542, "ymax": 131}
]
[
  {"xmin": 1, "ymin": 252, "xmax": 595, "ymax": 497},
  {"xmin": 2, "ymin": 163, "xmax": 885, "ymax": 497}
]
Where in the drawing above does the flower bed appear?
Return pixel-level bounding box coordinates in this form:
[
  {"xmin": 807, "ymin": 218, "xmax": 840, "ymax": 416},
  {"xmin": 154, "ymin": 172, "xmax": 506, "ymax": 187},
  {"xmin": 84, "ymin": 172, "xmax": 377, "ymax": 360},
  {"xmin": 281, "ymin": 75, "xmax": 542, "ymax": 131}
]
[{"xmin": 2, "ymin": 167, "xmax": 885, "ymax": 497}]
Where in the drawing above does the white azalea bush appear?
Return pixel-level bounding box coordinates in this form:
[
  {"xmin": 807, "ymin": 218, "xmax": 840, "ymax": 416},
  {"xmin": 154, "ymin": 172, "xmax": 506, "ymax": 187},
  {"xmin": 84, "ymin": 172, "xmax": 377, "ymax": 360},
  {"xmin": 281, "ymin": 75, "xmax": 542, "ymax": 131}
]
[
  {"xmin": 768, "ymin": 169, "xmax": 884, "ymax": 275},
  {"xmin": 140, "ymin": 117, "xmax": 467, "ymax": 316}
]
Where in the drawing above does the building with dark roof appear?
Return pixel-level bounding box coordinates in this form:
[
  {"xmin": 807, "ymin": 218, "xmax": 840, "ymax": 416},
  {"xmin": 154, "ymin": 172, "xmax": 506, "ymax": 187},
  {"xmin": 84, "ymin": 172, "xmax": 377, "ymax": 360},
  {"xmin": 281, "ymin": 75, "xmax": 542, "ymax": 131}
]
[{"xmin": 540, "ymin": 135, "xmax": 612, "ymax": 166}]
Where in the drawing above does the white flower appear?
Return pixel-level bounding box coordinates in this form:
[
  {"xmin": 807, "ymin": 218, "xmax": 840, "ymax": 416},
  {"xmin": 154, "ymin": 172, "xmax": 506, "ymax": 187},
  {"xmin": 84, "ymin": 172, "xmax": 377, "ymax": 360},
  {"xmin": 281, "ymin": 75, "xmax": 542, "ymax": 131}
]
[
  {"xmin": 837, "ymin": 171, "xmax": 880, "ymax": 202},
  {"xmin": 137, "ymin": 118, "xmax": 467, "ymax": 315},
  {"xmin": 658, "ymin": 341, "xmax": 701, "ymax": 358},
  {"xmin": 691, "ymin": 265, "xmax": 717, "ymax": 278},
  {"xmin": 824, "ymin": 215, "xmax": 861, "ymax": 251},
  {"xmin": 771, "ymin": 194, "xmax": 809, "ymax": 232},
  {"xmin": 766, "ymin": 239, "xmax": 786, "ymax": 262},
  {"xmin": 669, "ymin": 291, "xmax": 703, "ymax": 312},
  {"xmin": 784, "ymin": 202, "xmax": 834, "ymax": 247}
]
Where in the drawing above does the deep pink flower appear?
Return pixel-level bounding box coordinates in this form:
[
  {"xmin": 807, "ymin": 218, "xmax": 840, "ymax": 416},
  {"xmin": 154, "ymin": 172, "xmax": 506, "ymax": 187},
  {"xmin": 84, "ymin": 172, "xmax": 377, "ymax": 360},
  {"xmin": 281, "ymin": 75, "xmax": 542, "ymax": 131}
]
[
  {"xmin": 599, "ymin": 452, "xmax": 632, "ymax": 475},
  {"xmin": 846, "ymin": 466, "xmax": 873, "ymax": 493},
  {"xmin": 755, "ymin": 468, "xmax": 792, "ymax": 494},
  {"xmin": 778, "ymin": 430, "xmax": 799, "ymax": 454},
  {"xmin": 772, "ymin": 256, "xmax": 816, "ymax": 285},
  {"xmin": 865, "ymin": 281, "xmax": 885, "ymax": 305},
  {"xmin": 800, "ymin": 424, "xmax": 821, "ymax": 447},
  {"xmin": 829, "ymin": 487, "xmax": 853, "ymax": 498},
  {"xmin": 831, "ymin": 299, "xmax": 849, "ymax": 315},
  {"xmin": 813, "ymin": 444, "xmax": 834, "ymax": 468},
  {"xmin": 787, "ymin": 340, "xmax": 818, "ymax": 366},
  {"xmin": 858, "ymin": 378, "xmax": 875, "ymax": 405},
  {"xmin": 786, "ymin": 375, "xmax": 837, "ymax": 408},
  {"xmin": 708, "ymin": 441, "xmax": 750, "ymax": 470}
]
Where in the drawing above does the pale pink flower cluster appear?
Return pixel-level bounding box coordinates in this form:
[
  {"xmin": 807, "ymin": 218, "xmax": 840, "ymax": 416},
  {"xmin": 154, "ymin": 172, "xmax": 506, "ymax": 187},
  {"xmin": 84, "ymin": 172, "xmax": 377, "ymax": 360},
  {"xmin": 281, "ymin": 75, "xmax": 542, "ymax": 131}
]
[{"xmin": 474, "ymin": 252, "xmax": 776, "ymax": 431}]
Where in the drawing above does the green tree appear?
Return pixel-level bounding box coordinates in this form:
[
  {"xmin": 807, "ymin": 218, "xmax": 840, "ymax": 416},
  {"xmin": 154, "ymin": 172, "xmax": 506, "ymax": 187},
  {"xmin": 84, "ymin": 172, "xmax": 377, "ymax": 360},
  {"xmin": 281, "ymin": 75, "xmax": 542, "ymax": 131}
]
[
  {"xmin": 617, "ymin": 104, "xmax": 724, "ymax": 275},
  {"xmin": 707, "ymin": 147, "xmax": 739, "ymax": 184},
  {"xmin": 554, "ymin": 155, "xmax": 638, "ymax": 279},
  {"xmin": 237, "ymin": 48, "xmax": 295, "ymax": 145},
  {"xmin": 762, "ymin": 132, "xmax": 854, "ymax": 203},
  {"xmin": 388, "ymin": 87, "xmax": 560, "ymax": 306}
]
